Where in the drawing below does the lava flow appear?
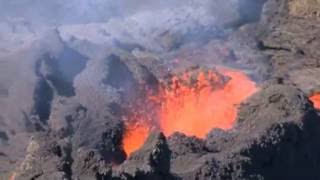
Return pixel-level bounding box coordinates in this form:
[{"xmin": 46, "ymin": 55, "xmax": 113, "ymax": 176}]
[
  {"xmin": 122, "ymin": 67, "xmax": 258, "ymax": 156},
  {"xmin": 122, "ymin": 119, "xmax": 151, "ymax": 156},
  {"xmin": 310, "ymin": 93, "xmax": 320, "ymax": 109},
  {"xmin": 158, "ymin": 67, "xmax": 258, "ymax": 138}
]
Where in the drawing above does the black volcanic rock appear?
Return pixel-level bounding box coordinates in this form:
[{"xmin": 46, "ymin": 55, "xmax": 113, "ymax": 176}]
[
  {"xmin": 254, "ymin": 0, "xmax": 320, "ymax": 92},
  {"xmin": 72, "ymin": 148, "xmax": 112, "ymax": 180},
  {"xmin": 220, "ymin": 84, "xmax": 320, "ymax": 179},
  {"xmin": 14, "ymin": 133, "xmax": 72, "ymax": 180},
  {"xmin": 215, "ymin": 84, "xmax": 320, "ymax": 179},
  {"xmin": 205, "ymin": 128, "xmax": 235, "ymax": 153},
  {"xmin": 168, "ymin": 132, "xmax": 208, "ymax": 159}
]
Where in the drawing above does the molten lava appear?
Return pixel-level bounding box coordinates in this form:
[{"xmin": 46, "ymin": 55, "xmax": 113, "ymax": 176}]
[
  {"xmin": 122, "ymin": 120, "xmax": 151, "ymax": 156},
  {"xmin": 122, "ymin": 67, "xmax": 258, "ymax": 156},
  {"xmin": 310, "ymin": 93, "xmax": 320, "ymax": 109},
  {"xmin": 158, "ymin": 67, "xmax": 258, "ymax": 138}
]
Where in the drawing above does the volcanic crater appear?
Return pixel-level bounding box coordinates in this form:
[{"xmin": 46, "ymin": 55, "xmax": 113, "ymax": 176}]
[{"xmin": 2, "ymin": 0, "xmax": 320, "ymax": 180}]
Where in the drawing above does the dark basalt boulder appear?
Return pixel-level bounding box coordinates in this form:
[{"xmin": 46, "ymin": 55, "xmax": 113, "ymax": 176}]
[
  {"xmin": 72, "ymin": 148, "xmax": 112, "ymax": 180},
  {"xmin": 170, "ymin": 153, "xmax": 219, "ymax": 180},
  {"xmin": 205, "ymin": 128, "xmax": 235, "ymax": 153},
  {"xmin": 167, "ymin": 132, "xmax": 208, "ymax": 160}
]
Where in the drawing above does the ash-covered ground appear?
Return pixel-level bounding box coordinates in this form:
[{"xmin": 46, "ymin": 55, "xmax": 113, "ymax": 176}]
[{"xmin": 1, "ymin": 0, "xmax": 320, "ymax": 179}]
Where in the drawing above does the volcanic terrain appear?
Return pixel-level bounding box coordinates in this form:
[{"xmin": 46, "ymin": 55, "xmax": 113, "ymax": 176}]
[{"xmin": 1, "ymin": 0, "xmax": 320, "ymax": 179}]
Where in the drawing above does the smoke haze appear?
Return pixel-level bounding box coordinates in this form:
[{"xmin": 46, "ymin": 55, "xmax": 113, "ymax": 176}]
[{"xmin": 0, "ymin": 0, "xmax": 193, "ymax": 25}]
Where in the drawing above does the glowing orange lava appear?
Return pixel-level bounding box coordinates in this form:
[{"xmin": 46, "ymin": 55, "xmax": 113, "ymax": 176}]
[
  {"xmin": 122, "ymin": 120, "xmax": 151, "ymax": 156},
  {"xmin": 159, "ymin": 67, "xmax": 258, "ymax": 138},
  {"xmin": 310, "ymin": 93, "xmax": 320, "ymax": 109},
  {"xmin": 122, "ymin": 67, "xmax": 258, "ymax": 156}
]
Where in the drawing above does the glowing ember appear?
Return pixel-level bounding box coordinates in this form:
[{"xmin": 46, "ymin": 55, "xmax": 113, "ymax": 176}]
[
  {"xmin": 158, "ymin": 67, "xmax": 258, "ymax": 138},
  {"xmin": 122, "ymin": 120, "xmax": 151, "ymax": 156},
  {"xmin": 310, "ymin": 93, "xmax": 320, "ymax": 109}
]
